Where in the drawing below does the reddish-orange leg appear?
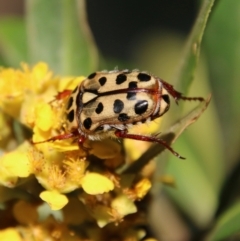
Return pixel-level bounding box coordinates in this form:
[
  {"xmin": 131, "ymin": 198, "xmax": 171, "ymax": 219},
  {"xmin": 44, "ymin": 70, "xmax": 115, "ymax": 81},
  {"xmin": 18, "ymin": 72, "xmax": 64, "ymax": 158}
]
[
  {"xmin": 31, "ymin": 129, "xmax": 86, "ymax": 147},
  {"xmin": 115, "ymin": 129, "xmax": 185, "ymax": 159},
  {"xmin": 54, "ymin": 90, "xmax": 72, "ymax": 100},
  {"xmin": 49, "ymin": 89, "xmax": 72, "ymax": 104},
  {"xmin": 161, "ymin": 80, "xmax": 205, "ymax": 103}
]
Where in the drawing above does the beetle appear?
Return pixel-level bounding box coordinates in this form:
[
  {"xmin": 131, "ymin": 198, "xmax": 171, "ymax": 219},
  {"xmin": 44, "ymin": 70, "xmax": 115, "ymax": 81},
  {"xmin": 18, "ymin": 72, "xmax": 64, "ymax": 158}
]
[{"xmin": 33, "ymin": 70, "xmax": 204, "ymax": 159}]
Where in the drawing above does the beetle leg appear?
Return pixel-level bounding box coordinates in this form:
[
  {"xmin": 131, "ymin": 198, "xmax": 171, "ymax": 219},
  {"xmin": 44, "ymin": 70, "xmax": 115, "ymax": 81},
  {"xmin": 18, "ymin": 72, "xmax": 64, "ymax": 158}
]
[
  {"xmin": 49, "ymin": 89, "xmax": 72, "ymax": 103},
  {"xmin": 161, "ymin": 80, "xmax": 205, "ymax": 103},
  {"xmin": 31, "ymin": 132, "xmax": 78, "ymax": 144},
  {"xmin": 31, "ymin": 130, "xmax": 91, "ymax": 153},
  {"xmin": 31, "ymin": 129, "xmax": 83, "ymax": 144},
  {"xmin": 115, "ymin": 129, "xmax": 185, "ymax": 159}
]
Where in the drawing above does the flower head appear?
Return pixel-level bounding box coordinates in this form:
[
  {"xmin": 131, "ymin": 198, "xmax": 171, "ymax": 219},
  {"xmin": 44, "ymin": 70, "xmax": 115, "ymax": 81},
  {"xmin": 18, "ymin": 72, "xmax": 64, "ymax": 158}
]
[{"xmin": 0, "ymin": 63, "xmax": 155, "ymax": 240}]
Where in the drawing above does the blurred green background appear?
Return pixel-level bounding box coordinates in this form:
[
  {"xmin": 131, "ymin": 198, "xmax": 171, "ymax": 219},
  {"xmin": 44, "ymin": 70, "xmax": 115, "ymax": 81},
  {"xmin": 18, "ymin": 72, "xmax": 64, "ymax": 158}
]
[{"xmin": 0, "ymin": 0, "xmax": 240, "ymax": 240}]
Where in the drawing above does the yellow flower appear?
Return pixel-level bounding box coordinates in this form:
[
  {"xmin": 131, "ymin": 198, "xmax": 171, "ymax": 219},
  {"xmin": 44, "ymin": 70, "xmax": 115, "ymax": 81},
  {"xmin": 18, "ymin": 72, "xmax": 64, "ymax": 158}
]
[
  {"xmin": 111, "ymin": 194, "xmax": 137, "ymax": 218},
  {"xmin": 81, "ymin": 172, "xmax": 114, "ymax": 195},
  {"xmin": 64, "ymin": 155, "xmax": 88, "ymax": 184},
  {"xmin": 0, "ymin": 63, "xmax": 53, "ymax": 119},
  {"xmin": 36, "ymin": 162, "xmax": 67, "ymax": 192},
  {"xmin": 0, "ymin": 171, "xmax": 18, "ymax": 188},
  {"xmin": 0, "ymin": 142, "xmax": 32, "ymax": 187},
  {"xmin": 35, "ymin": 102, "xmax": 55, "ymax": 132},
  {"xmin": 0, "ymin": 63, "xmax": 156, "ymax": 232},
  {"xmin": 31, "ymin": 101, "xmax": 59, "ymax": 144},
  {"xmin": 40, "ymin": 190, "xmax": 69, "ymax": 210},
  {"xmin": 0, "ymin": 228, "xmax": 22, "ymax": 241},
  {"xmin": 32, "ymin": 150, "xmax": 89, "ymax": 193},
  {"xmin": 90, "ymin": 204, "xmax": 113, "ymax": 228},
  {"xmin": 0, "ymin": 151, "xmax": 31, "ymax": 177},
  {"xmin": 20, "ymin": 62, "xmax": 56, "ymax": 94},
  {"xmin": 134, "ymin": 178, "xmax": 152, "ymax": 200}
]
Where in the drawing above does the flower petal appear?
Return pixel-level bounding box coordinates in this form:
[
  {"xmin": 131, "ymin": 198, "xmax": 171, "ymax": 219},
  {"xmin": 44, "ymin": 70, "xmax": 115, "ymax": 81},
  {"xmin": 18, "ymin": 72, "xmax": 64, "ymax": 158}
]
[
  {"xmin": 40, "ymin": 190, "xmax": 68, "ymax": 210},
  {"xmin": 1, "ymin": 151, "xmax": 31, "ymax": 178},
  {"xmin": 135, "ymin": 178, "xmax": 152, "ymax": 199},
  {"xmin": 81, "ymin": 172, "xmax": 114, "ymax": 195},
  {"xmin": 0, "ymin": 228, "xmax": 22, "ymax": 241},
  {"xmin": 111, "ymin": 194, "xmax": 137, "ymax": 217},
  {"xmin": 35, "ymin": 102, "xmax": 54, "ymax": 132}
]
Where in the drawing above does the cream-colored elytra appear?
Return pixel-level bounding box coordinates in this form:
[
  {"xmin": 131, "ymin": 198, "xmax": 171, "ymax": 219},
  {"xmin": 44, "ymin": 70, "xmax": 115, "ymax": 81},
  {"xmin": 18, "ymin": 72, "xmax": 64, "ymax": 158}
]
[{"xmin": 65, "ymin": 70, "xmax": 171, "ymax": 139}]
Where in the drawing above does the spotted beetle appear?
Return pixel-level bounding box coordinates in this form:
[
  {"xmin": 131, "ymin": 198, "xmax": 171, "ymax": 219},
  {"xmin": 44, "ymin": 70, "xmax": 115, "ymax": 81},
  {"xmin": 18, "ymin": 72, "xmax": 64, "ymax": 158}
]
[{"xmin": 34, "ymin": 70, "xmax": 204, "ymax": 159}]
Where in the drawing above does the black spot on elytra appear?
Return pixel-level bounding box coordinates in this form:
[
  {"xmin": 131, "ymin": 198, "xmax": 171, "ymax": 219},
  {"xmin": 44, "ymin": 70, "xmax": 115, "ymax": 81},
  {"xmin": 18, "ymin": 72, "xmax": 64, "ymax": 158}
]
[
  {"xmin": 113, "ymin": 99, "xmax": 124, "ymax": 113},
  {"xmin": 129, "ymin": 81, "xmax": 138, "ymax": 89},
  {"xmin": 134, "ymin": 100, "xmax": 148, "ymax": 115},
  {"xmin": 162, "ymin": 94, "xmax": 170, "ymax": 105},
  {"xmin": 76, "ymin": 91, "xmax": 81, "ymax": 106},
  {"xmin": 95, "ymin": 102, "xmax": 104, "ymax": 114},
  {"xmin": 99, "ymin": 76, "xmax": 107, "ymax": 86},
  {"xmin": 83, "ymin": 117, "xmax": 92, "ymax": 130},
  {"xmin": 137, "ymin": 73, "xmax": 151, "ymax": 82},
  {"xmin": 118, "ymin": 113, "xmax": 130, "ymax": 122},
  {"xmin": 127, "ymin": 81, "xmax": 138, "ymax": 100},
  {"xmin": 88, "ymin": 72, "xmax": 96, "ymax": 79},
  {"xmin": 67, "ymin": 109, "xmax": 74, "ymax": 122},
  {"xmin": 66, "ymin": 97, "xmax": 73, "ymax": 110},
  {"xmin": 127, "ymin": 92, "xmax": 136, "ymax": 100},
  {"xmin": 116, "ymin": 74, "xmax": 127, "ymax": 85}
]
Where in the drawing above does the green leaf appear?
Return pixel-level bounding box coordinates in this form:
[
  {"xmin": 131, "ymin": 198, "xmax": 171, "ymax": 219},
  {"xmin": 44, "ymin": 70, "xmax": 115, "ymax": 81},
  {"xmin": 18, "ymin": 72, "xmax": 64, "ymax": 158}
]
[
  {"xmin": 207, "ymin": 202, "xmax": 240, "ymax": 241},
  {"xmin": 164, "ymin": 136, "xmax": 218, "ymax": 227},
  {"xmin": 203, "ymin": 0, "xmax": 240, "ymax": 162},
  {"xmin": 173, "ymin": 0, "xmax": 215, "ymax": 91},
  {"xmin": 25, "ymin": 0, "xmax": 99, "ymax": 75},
  {"xmin": 183, "ymin": 62, "xmax": 225, "ymax": 193},
  {"xmin": 161, "ymin": 65, "xmax": 224, "ymax": 227},
  {"xmin": 0, "ymin": 18, "xmax": 28, "ymax": 67}
]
